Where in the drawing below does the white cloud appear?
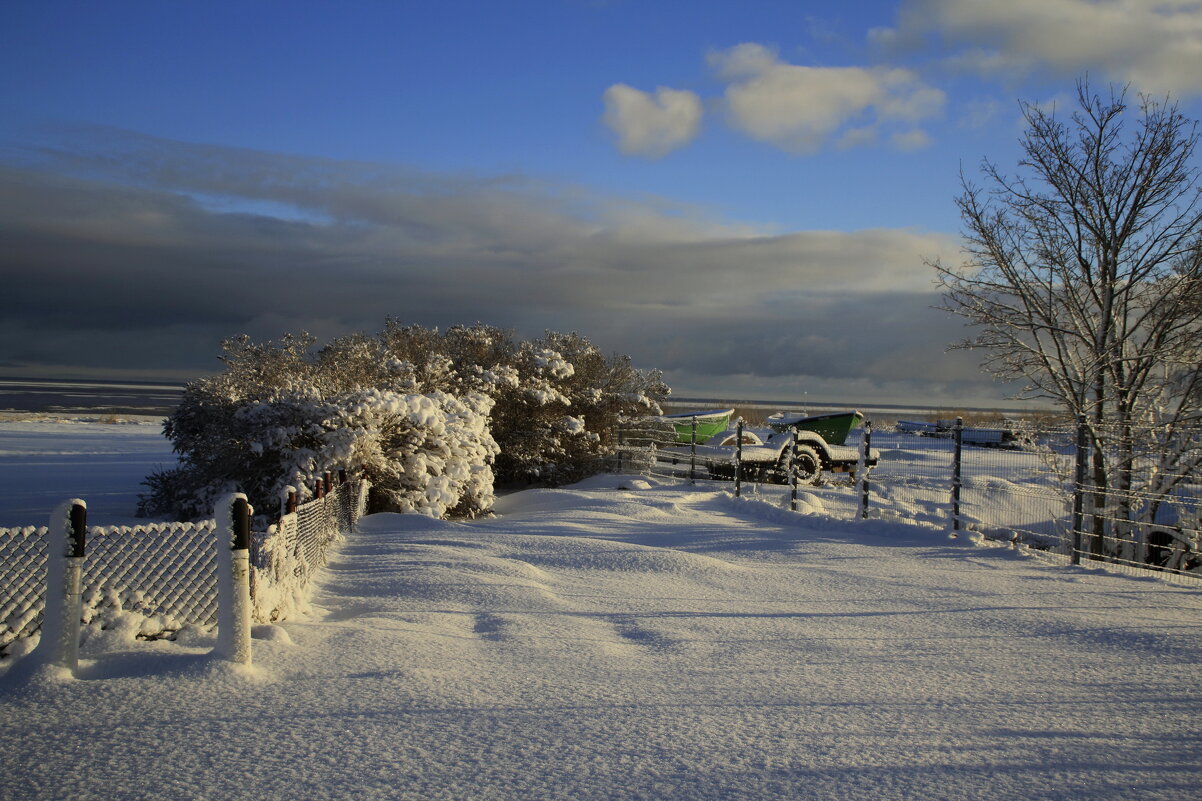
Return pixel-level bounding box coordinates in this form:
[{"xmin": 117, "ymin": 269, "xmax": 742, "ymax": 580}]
[
  {"xmin": 601, "ymin": 84, "xmax": 702, "ymax": 157},
  {"xmin": 890, "ymin": 129, "xmax": 932, "ymax": 151},
  {"xmin": 875, "ymin": 0, "xmax": 1202, "ymax": 96},
  {"xmin": 706, "ymin": 44, "xmax": 944, "ymax": 154},
  {"xmin": 958, "ymin": 97, "xmax": 1004, "ymax": 129}
]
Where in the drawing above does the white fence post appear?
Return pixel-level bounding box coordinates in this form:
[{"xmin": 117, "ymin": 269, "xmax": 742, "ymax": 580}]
[
  {"xmin": 40, "ymin": 499, "xmax": 87, "ymax": 672},
  {"xmin": 216, "ymin": 493, "xmax": 252, "ymax": 665}
]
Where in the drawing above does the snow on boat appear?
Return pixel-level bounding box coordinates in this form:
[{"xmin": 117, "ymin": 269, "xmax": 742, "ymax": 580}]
[
  {"xmin": 660, "ymin": 408, "xmax": 735, "ymax": 444},
  {"xmin": 766, "ymin": 410, "xmax": 865, "ymax": 446},
  {"xmin": 658, "ymin": 425, "xmax": 879, "ymax": 485}
]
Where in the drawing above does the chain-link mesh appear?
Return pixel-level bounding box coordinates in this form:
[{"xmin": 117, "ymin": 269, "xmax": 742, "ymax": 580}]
[
  {"xmin": 0, "ymin": 527, "xmax": 48, "ymax": 647},
  {"xmin": 252, "ymin": 477, "xmax": 368, "ymax": 622},
  {"xmin": 0, "ymin": 477, "xmax": 370, "ymax": 653},
  {"xmin": 83, "ymin": 521, "xmax": 219, "ymax": 628}
]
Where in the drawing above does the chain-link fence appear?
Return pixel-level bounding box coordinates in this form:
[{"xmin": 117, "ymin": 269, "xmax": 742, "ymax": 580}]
[{"xmin": 0, "ymin": 475, "xmax": 369, "ymax": 654}]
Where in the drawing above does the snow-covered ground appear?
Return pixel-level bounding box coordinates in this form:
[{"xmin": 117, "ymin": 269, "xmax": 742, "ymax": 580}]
[
  {"xmin": 0, "ymin": 415, "xmax": 176, "ymax": 527},
  {"xmin": 3, "ymin": 418, "xmax": 1201, "ymax": 800}
]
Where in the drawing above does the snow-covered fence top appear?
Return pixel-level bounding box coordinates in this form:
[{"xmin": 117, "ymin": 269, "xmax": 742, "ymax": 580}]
[{"xmin": 0, "ymin": 476, "xmax": 368, "ymax": 654}]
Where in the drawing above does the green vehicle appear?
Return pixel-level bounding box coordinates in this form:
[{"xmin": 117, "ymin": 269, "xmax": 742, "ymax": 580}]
[
  {"xmin": 662, "ymin": 408, "xmax": 735, "ymax": 444},
  {"xmin": 766, "ymin": 410, "xmax": 865, "ymax": 446}
]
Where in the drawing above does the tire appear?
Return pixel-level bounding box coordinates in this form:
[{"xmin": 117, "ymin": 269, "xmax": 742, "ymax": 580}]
[
  {"xmin": 708, "ymin": 463, "xmax": 736, "ymax": 481},
  {"xmin": 790, "ymin": 445, "xmax": 822, "ymax": 485}
]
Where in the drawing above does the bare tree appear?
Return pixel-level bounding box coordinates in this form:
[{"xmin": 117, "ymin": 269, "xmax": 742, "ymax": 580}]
[{"xmin": 933, "ymin": 79, "xmax": 1202, "ymax": 559}]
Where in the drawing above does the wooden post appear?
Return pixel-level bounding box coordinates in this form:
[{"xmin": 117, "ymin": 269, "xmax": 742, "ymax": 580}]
[
  {"xmin": 323, "ymin": 472, "xmax": 332, "ymax": 494},
  {"xmin": 284, "ymin": 486, "xmax": 298, "ymax": 516}
]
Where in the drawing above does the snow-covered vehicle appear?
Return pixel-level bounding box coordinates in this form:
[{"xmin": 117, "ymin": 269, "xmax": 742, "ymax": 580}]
[
  {"xmin": 662, "ymin": 426, "xmax": 878, "ymax": 485},
  {"xmin": 896, "ymin": 419, "xmax": 1030, "ymax": 449}
]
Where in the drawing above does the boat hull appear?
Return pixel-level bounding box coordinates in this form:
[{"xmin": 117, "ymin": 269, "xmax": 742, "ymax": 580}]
[
  {"xmin": 767, "ymin": 410, "xmax": 864, "ymax": 446},
  {"xmin": 661, "ymin": 409, "xmax": 735, "ymax": 444}
]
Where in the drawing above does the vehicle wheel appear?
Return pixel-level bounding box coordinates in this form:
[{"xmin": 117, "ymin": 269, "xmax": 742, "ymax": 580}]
[{"xmin": 790, "ymin": 445, "xmax": 822, "ymax": 485}]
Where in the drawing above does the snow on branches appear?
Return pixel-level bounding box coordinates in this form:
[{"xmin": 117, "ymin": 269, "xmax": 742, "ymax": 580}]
[{"xmin": 139, "ymin": 323, "xmax": 669, "ymax": 520}]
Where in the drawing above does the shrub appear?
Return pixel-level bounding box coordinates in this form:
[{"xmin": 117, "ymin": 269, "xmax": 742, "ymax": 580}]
[{"xmin": 140, "ymin": 323, "xmax": 669, "ymax": 520}]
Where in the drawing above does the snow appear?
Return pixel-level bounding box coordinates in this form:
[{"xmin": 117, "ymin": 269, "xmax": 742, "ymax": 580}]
[
  {"xmin": 3, "ymin": 418, "xmax": 1202, "ymax": 800},
  {"xmin": 0, "ymin": 415, "xmax": 176, "ymax": 527}
]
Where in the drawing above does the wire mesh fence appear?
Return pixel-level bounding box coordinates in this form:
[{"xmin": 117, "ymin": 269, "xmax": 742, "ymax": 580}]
[
  {"xmin": 1073, "ymin": 420, "xmax": 1202, "ymax": 578},
  {"xmin": 0, "ymin": 475, "xmax": 370, "ymax": 654},
  {"xmin": 612, "ymin": 413, "xmax": 1202, "ymax": 583}
]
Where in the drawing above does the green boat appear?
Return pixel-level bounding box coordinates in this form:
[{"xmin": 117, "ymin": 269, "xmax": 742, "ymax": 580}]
[
  {"xmin": 661, "ymin": 408, "xmax": 735, "ymax": 444},
  {"xmin": 766, "ymin": 410, "xmax": 864, "ymax": 446}
]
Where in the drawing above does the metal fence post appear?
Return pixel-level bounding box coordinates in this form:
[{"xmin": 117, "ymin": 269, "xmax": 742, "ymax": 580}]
[
  {"xmin": 789, "ymin": 432, "xmax": 799, "ymax": 512},
  {"xmin": 1070, "ymin": 416, "xmax": 1088, "ymax": 565},
  {"xmin": 858, "ymin": 421, "xmax": 872, "ymax": 520},
  {"xmin": 689, "ymin": 416, "xmax": 698, "ymax": 486},
  {"xmin": 952, "ymin": 417, "xmax": 963, "ymax": 535},
  {"xmin": 734, "ymin": 419, "xmax": 744, "ymax": 498}
]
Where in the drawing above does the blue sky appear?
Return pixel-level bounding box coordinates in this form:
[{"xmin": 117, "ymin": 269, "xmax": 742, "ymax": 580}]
[{"xmin": 4, "ymin": 0, "xmax": 1202, "ymax": 407}]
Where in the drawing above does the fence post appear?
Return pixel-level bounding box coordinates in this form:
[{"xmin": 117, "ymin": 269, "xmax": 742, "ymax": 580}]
[
  {"xmin": 858, "ymin": 421, "xmax": 872, "ymax": 520},
  {"xmin": 41, "ymin": 499, "xmax": 87, "ymax": 672},
  {"xmin": 734, "ymin": 418, "xmax": 744, "ymax": 498},
  {"xmin": 1070, "ymin": 416, "xmax": 1088, "ymax": 566},
  {"xmin": 951, "ymin": 417, "xmax": 963, "ymax": 535},
  {"xmin": 689, "ymin": 416, "xmax": 698, "ymax": 486},
  {"xmin": 789, "ymin": 432, "xmax": 799, "ymax": 512},
  {"xmin": 323, "ymin": 472, "xmax": 332, "ymax": 495},
  {"xmin": 315, "ymin": 479, "xmax": 324, "ymax": 500},
  {"xmin": 282, "ymin": 485, "xmax": 298, "ymax": 517},
  {"xmin": 216, "ymin": 494, "xmax": 252, "ymax": 665}
]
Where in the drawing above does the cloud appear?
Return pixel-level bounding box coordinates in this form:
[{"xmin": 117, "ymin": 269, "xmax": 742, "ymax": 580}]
[
  {"xmin": 0, "ymin": 127, "xmax": 990, "ymax": 404},
  {"xmin": 873, "ymin": 0, "xmax": 1202, "ymax": 96},
  {"xmin": 706, "ymin": 44, "xmax": 944, "ymax": 154},
  {"xmin": 601, "ymin": 84, "xmax": 702, "ymax": 157},
  {"xmin": 890, "ymin": 129, "xmax": 932, "ymax": 151}
]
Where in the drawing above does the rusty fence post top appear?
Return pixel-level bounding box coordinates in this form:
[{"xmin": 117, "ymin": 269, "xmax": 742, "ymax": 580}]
[
  {"xmin": 231, "ymin": 495, "xmax": 251, "ymax": 550},
  {"xmin": 69, "ymin": 501, "xmax": 87, "ymax": 558}
]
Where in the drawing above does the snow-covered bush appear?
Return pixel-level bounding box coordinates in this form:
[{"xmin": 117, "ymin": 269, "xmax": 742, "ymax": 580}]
[
  {"xmin": 376, "ymin": 324, "xmax": 669, "ymax": 484},
  {"xmin": 140, "ymin": 323, "xmax": 669, "ymax": 519},
  {"xmin": 141, "ymin": 336, "xmax": 500, "ymax": 520},
  {"xmin": 327, "ymin": 389, "xmax": 498, "ymax": 518}
]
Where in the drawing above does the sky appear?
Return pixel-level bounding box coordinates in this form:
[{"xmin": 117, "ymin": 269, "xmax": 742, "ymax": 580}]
[{"xmin": 3, "ymin": 0, "xmax": 1202, "ymax": 408}]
